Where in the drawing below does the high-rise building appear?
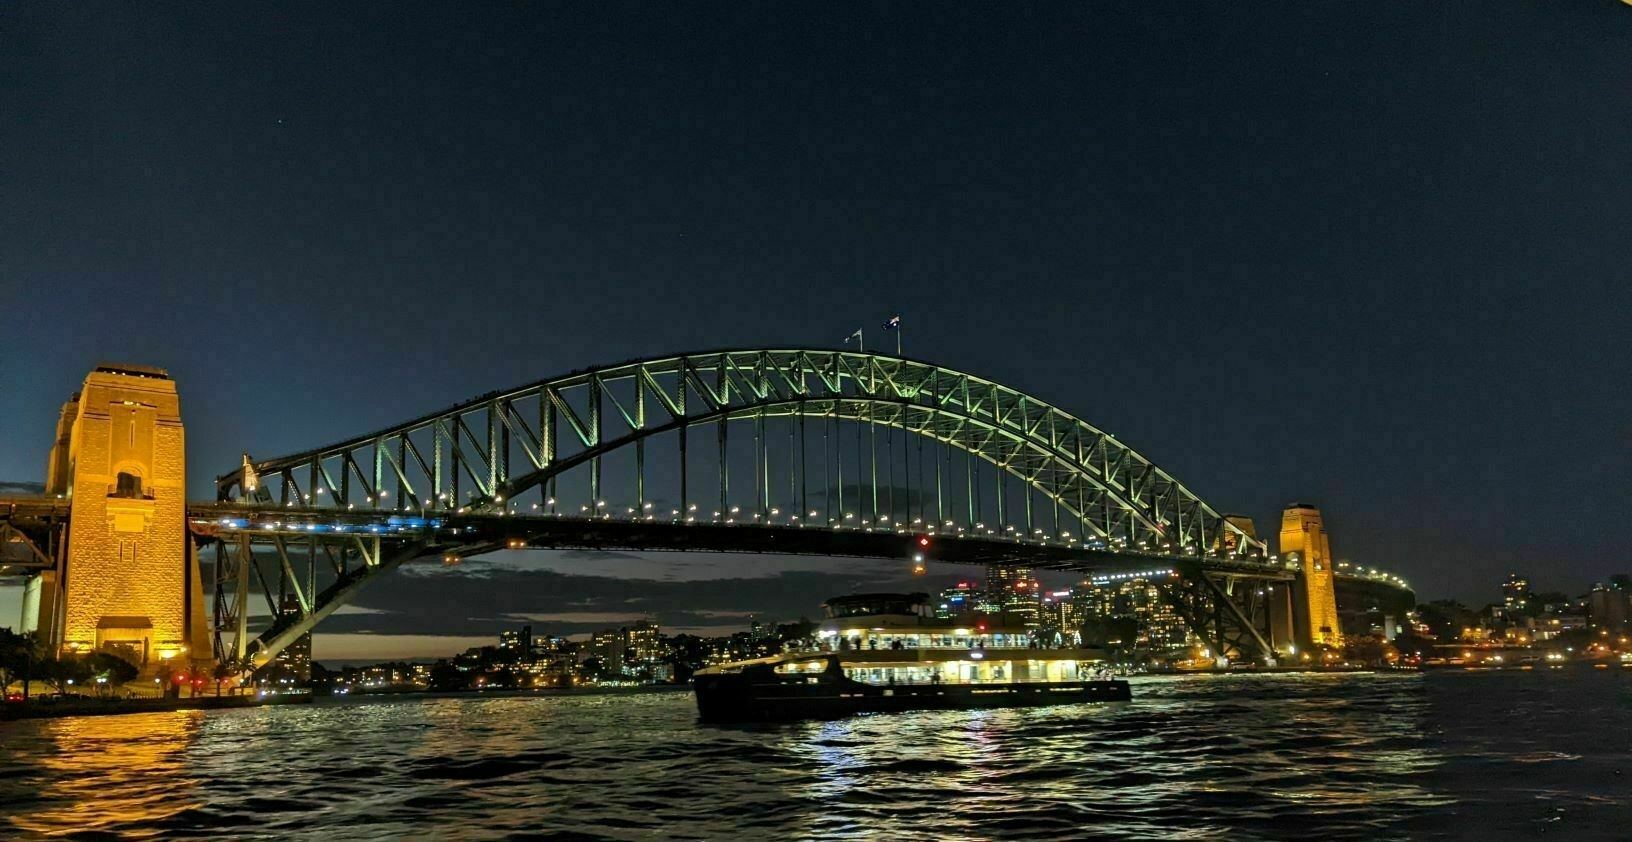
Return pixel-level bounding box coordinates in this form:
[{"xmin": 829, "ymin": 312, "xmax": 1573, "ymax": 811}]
[
  {"xmin": 1079, "ymin": 577, "xmax": 1191, "ymax": 651},
  {"xmin": 264, "ymin": 594, "xmax": 312, "ymax": 685},
  {"xmin": 1280, "ymin": 503, "xmax": 1342, "ymax": 647},
  {"xmin": 625, "ymin": 619, "xmax": 661, "ymax": 669},
  {"xmin": 499, "ymin": 625, "xmax": 533, "ymax": 663},
  {"xmin": 985, "ymin": 564, "xmax": 1041, "ymax": 630},
  {"xmin": 937, "ymin": 580, "xmax": 982, "ymax": 619},
  {"xmin": 1040, "ymin": 589, "xmax": 1085, "ymax": 638},
  {"xmin": 985, "ymin": 564, "xmax": 1034, "ymax": 595},
  {"xmin": 588, "ymin": 629, "xmax": 624, "ymax": 673},
  {"xmin": 1502, "ymin": 574, "xmax": 1531, "ymax": 612},
  {"xmin": 1586, "ymin": 583, "xmax": 1629, "ymax": 633}
]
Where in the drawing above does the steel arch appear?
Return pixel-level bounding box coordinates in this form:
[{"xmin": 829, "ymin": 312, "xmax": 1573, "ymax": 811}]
[{"xmin": 219, "ymin": 349, "xmax": 1260, "ymax": 555}]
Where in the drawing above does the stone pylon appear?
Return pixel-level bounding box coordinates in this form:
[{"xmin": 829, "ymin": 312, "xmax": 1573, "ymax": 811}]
[{"xmin": 43, "ymin": 364, "xmax": 212, "ymax": 679}]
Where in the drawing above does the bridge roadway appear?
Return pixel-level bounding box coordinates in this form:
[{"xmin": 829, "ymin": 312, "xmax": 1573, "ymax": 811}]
[
  {"xmin": 10, "ymin": 493, "xmax": 1297, "ymax": 589},
  {"xmin": 185, "ymin": 501, "xmax": 1294, "ymax": 580},
  {"xmin": 6, "ymin": 495, "xmax": 1412, "ymax": 591}
]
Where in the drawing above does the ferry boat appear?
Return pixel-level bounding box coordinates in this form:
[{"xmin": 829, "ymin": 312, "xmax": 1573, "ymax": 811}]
[{"xmin": 693, "ymin": 593, "xmax": 1131, "ymax": 722}]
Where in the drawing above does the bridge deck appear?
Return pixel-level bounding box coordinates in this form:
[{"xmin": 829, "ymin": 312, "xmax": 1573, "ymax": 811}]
[{"xmin": 186, "ymin": 502, "xmax": 1298, "ymax": 580}]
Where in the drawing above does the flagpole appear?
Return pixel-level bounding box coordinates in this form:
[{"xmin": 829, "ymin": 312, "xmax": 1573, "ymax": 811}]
[{"xmin": 896, "ymin": 326, "xmax": 901, "ymax": 357}]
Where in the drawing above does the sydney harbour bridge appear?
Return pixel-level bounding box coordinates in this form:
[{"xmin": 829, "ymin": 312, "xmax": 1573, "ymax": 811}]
[{"xmin": 0, "ymin": 349, "xmax": 1413, "ymax": 679}]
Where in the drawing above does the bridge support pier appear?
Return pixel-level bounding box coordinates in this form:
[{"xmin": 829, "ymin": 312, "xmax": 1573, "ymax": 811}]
[
  {"xmin": 1155, "ymin": 566, "xmax": 1288, "ymax": 666},
  {"xmin": 48, "ymin": 365, "xmax": 213, "ymax": 679}
]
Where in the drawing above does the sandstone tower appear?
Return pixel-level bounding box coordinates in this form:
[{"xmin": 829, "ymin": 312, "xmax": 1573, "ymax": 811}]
[
  {"xmin": 43, "ymin": 364, "xmax": 210, "ymax": 674},
  {"xmin": 1280, "ymin": 503, "xmax": 1342, "ymax": 648}
]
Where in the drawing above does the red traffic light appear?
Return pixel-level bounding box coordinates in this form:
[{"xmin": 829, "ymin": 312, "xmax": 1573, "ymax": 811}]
[{"xmin": 917, "ymin": 536, "xmax": 930, "ymax": 548}]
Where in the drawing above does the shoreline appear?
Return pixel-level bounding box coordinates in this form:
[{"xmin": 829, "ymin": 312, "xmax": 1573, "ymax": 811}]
[
  {"xmin": 1, "ymin": 683, "xmax": 693, "ymax": 722},
  {"xmin": 0, "ymin": 693, "xmax": 309, "ymax": 722},
  {"xmin": 327, "ymin": 684, "xmax": 693, "ymax": 703}
]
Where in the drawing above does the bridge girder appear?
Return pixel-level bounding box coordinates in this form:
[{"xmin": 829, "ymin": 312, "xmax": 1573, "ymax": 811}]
[{"xmin": 218, "ymin": 349, "xmax": 1262, "ymax": 556}]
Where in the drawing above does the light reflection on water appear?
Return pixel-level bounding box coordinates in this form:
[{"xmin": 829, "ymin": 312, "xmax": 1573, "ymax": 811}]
[
  {"xmin": 6, "ymin": 711, "xmax": 204, "ymax": 838},
  {"xmin": 2, "ymin": 670, "xmax": 1629, "ymax": 840}
]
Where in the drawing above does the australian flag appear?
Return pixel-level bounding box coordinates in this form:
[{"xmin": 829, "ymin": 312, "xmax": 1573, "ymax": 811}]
[{"xmin": 883, "ymin": 314, "xmax": 902, "ymax": 330}]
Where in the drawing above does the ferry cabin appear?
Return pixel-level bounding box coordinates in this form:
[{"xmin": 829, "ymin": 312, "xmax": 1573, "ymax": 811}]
[{"xmin": 788, "ymin": 592, "xmax": 1112, "ymax": 686}]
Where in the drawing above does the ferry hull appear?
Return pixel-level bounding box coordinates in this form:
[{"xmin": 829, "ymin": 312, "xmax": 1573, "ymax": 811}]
[{"xmin": 694, "ymin": 671, "xmax": 1131, "ymax": 723}]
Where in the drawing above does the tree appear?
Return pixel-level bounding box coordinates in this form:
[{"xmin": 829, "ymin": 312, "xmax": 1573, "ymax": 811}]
[
  {"xmin": 773, "ymin": 618, "xmax": 819, "ymax": 651},
  {"xmin": 1392, "ymin": 629, "xmax": 1435, "ymax": 660},
  {"xmin": 1524, "ymin": 592, "xmax": 1573, "ymax": 618},
  {"xmin": 427, "ymin": 660, "xmax": 467, "ymax": 691},
  {"xmin": 0, "ymin": 628, "xmax": 41, "ymax": 699},
  {"xmin": 88, "ymin": 651, "xmax": 139, "ymax": 694},
  {"xmin": 310, "ymin": 662, "xmax": 334, "ymax": 696},
  {"xmin": 1081, "ymin": 617, "xmax": 1139, "ymax": 649},
  {"xmin": 1418, "ymin": 600, "xmax": 1478, "ymax": 643},
  {"xmin": 212, "ymin": 660, "xmax": 243, "ymax": 697},
  {"xmin": 1343, "ymin": 634, "xmax": 1396, "ymax": 667},
  {"xmin": 40, "ymin": 655, "xmax": 93, "ymax": 695}
]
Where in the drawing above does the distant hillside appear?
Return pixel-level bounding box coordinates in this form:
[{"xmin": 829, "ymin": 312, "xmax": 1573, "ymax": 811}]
[{"xmin": 0, "ymin": 481, "xmax": 46, "ymax": 495}]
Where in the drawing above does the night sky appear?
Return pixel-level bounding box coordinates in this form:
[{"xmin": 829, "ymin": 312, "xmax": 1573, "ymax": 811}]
[{"xmin": 3, "ymin": 4, "xmax": 1629, "ymax": 659}]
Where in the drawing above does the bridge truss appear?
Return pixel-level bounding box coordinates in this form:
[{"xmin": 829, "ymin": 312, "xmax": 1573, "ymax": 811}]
[{"xmin": 207, "ymin": 349, "xmax": 1293, "ymax": 668}]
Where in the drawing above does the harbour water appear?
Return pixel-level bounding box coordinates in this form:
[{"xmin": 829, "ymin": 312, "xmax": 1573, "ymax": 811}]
[{"xmin": 2, "ymin": 669, "xmax": 1628, "ymax": 840}]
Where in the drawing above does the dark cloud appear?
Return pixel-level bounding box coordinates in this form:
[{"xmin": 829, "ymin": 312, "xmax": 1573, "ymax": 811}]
[{"xmin": 323, "ymin": 561, "xmax": 935, "ymax": 638}]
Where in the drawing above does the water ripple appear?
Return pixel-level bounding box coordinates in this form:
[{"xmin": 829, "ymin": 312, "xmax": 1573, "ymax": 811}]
[{"xmin": 3, "ymin": 671, "xmax": 1631, "ymax": 839}]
